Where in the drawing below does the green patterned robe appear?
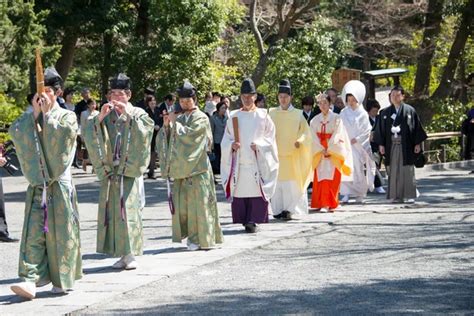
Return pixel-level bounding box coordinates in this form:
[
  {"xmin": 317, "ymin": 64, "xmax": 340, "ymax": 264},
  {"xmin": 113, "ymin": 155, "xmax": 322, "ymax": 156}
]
[
  {"xmin": 157, "ymin": 110, "xmax": 223, "ymax": 248},
  {"xmin": 9, "ymin": 105, "xmax": 82, "ymax": 289},
  {"xmin": 82, "ymin": 104, "xmax": 153, "ymax": 257}
]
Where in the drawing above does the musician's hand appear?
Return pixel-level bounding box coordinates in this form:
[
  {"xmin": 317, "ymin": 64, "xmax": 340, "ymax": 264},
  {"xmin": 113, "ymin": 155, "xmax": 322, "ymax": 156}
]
[
  {"xmin": 0, "ymin": 155, "xmax": 6, "ymax": 167},
  {"xmin": 351, "ymin": 138, "xmax": 357, "ymax": 145},
  {"xmin": 294, "ymin": 141, "xmax": 300, "ymax": 148},
  {"xmin": 232, "ymin": 142, "xmax": 241, "ymax": 151},
  {"xmin": 163, "ymin": 113, "xmax": 170, "ymax": 127},
  {"xmin": 250, "ymin": 143, "xmax": 257, "ymax": 152},
  {"xmin": 379, "ymin": 145, "xmax": 385, "ymax": 155},
  {"xmin": 40, "ymin": 92, "xmax": 53, "ymax": 116},
  {"xmin": 98, "ymin": 102, "xmax": 113, "ymax": 123},
  {"xmin": 169, "ymin": 112, "xmax": 177, "ymax": 124},
  {"xmin": 32, "ymin": 93, "xmax": 42, "ymax": 120},
  {"xmin": 414, "ymin": 144, "xmax": 421, "ymax": 154},
  {"xmin": 111, "ymin": 100, "xmax": 129, "ymax": 116}
]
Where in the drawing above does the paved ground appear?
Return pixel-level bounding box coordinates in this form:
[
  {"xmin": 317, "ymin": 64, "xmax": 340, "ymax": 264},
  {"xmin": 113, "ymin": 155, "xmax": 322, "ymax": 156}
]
[{"xmin": 0, "ymin": 162, "xmax": 473, "ymax": 315}]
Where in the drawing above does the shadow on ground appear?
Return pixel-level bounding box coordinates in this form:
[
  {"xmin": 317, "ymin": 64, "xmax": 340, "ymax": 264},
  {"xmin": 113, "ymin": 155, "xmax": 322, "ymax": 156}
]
[{"xmin": 94, "ymin": 275, "xmax": 474, "ymax": 315}]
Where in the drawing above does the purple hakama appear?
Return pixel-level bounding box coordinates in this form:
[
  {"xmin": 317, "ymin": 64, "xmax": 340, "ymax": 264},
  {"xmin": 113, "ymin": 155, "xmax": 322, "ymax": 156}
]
[{"xmin": 231, "ymin": 197, "xmax": 269, "ymax": 224}]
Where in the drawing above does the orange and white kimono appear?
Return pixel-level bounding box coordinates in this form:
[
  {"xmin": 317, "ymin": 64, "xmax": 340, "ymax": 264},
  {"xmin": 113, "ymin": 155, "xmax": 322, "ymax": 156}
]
[{"xmin": 310, "ymin": 111, "xmax": 352, "ymax": 210}]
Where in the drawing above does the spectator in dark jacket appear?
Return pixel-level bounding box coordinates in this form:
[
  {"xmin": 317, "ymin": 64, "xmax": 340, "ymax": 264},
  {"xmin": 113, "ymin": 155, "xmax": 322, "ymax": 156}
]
[
  {"xmin": 461, "ymin": 108, "xmax": 474, "ymax": 161},
  {"xmin": 145, "ymin": 95, "xmax": 160, "ymax": 179},
  {"xmin": 302, "ymin": 95, "xmax": 318, "ymax": 124},
  {"xmin": 367, "ymin": 99, "xmax": 385, "ymax": 194}
]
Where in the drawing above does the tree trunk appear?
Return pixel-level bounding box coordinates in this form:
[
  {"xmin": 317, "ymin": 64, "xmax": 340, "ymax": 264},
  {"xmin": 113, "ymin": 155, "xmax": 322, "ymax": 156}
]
[
  {"xmin": 251, "ymin": 45, "xmax": 280, "ymax": 87},
  {"xmin": 135, "ymin": 0, "xmax": 150, "ymax": 40},
  {"xmin": 413, "ymin": 0, "xmax": 444, "ymax": 97},
  {"xmin": 432, "ymin": 0, "xmax": 474, "ymax": 99},
  {"xmin": 458, "ymin": 54, "xmax": 468, "ymax": 104},
  {"xmin": 101, "ymin": 32, "xmax": 113, "ymax": 100},
  {"xmin": 54, "ymin": 29, "xmax": 79, "ymax": 82}
]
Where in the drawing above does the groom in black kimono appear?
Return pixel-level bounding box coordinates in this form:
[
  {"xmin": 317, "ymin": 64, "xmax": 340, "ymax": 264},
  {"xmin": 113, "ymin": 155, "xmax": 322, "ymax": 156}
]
[{"xmin": 374, "ymin": 86, "xmax": 427, "ymax": 203}]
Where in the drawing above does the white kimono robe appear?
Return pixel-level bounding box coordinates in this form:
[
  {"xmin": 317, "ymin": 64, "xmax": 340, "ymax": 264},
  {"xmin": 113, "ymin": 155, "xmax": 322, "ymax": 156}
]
[
  {"xmin": 339, "ymin": 80, "xmax": 376, "ymax": 197},
  {"xmin": 221, "ymin": 108, "xmax": 279, "ymax": 202}
]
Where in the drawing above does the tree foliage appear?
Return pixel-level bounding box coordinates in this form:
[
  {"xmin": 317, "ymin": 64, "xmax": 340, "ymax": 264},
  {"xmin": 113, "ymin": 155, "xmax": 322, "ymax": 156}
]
[
  {"xmin": 260, "ymin": 18, "xmax": 351, "ymax": 104},
  {"xmin": 0, "ymin": 1, "xmax": 47, "ymax": 100}
]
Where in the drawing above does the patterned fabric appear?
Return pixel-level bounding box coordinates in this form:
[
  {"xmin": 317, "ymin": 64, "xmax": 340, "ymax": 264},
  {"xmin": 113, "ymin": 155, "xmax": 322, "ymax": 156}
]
[
  {"xmin": 172, "ymin": 170, "xmax": 223, "ymax": 247},
  {"xmin": 157, "ymin": 110, "xmax": 223, "ymax": 247},
  {"xmin": 9, "ymin": 106, "xmax": 82, "ymax": 289},
  {"xmin": 157, "ymin": 110, "xmax": 213, "ymax": 179},
  {"xmin": 82, "ymin": 104, "xmax": 153, "ymax": 256}
]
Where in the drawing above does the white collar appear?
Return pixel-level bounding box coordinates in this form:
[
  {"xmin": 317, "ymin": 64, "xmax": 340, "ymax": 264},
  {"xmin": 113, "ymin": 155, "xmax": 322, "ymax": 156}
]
[{"xmin": 279, "ymin": 104, "xmax": 294, "ymax": 111}]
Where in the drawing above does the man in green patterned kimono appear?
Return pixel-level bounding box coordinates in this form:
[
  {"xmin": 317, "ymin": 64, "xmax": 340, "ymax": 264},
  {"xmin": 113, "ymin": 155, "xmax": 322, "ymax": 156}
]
[
  {"xmin": 82, "ymin": 74, "xmax": 153, "ymax": 269},
  {"xmin": 158, "ymin": 81, "xmax": 223, "ymax": 251},
  {"xmin": 9, "ymin": 67, "xmax": 82, "ymax": 299}
]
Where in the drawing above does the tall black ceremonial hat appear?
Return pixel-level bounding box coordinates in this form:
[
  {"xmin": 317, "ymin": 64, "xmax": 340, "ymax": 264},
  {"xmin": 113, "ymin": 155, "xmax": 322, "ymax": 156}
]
[
  {"xmin": 44, "ymin": 67, "xmax": 63, "ymax": 88},
  {"xmin": 278, "ymin": 79, "xmax": 291, "ymax": 95},
  {"xmin": 176, "ymin": 80, "xmax": 196, "ymax": 98},
  {"xmin": 240, "ymin": 78, "xmax": 256, "ymax": 94},
  {"xmin": 110, "ymin": 73, "xmax": 131, "ymax": 90}
]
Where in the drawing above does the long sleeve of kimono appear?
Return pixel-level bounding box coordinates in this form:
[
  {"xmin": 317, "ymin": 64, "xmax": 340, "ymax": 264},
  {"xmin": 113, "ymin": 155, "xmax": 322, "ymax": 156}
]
[
  {"xmin": 82, "ymin": 113, "xmax": 114, "ymax": 180},
  {"xmin": 166, "ymin": 114, "xmax": 211, "ymax": 179},
  {"xmin": 412, "ymin": 112, "xmax": 427, "ymax": 145},
  {"xmin": 310, "ymin": 115, "xmax": 352, "ymax": 177},
  {"xmin": 156, "ymin": 127, "xmax": 171, "ymax": 178},
  {"xmin": 117, "ymin": 110, "xmax": 154, "ymax": 178},
  {"xmin": 310, "ymin": 120, "xmax": 325, "ymax": 159},
  {"xmin": 296, "ymin": 115, "xmax": 313, "ymax": 149},
  {"xmin": 373, "ymin": 114, "xmax": 385, "ymax": 147},
  {"xmin": 9, "ymin": 109, "xmax": 77, "ymax": 185},
  {"xmin": 253, "ymin": 115, "xmax": 279, "ymax": 200},
  {"xmin": 42, "ymin": 110, "xmax": 78, "ymax": 180},
  {"xmin": 220, "ymin": 116, "xmax": 235, "ymax": 192},
  {"xmin": 353, "ymin": 112, "xmax": 372, "ymax": 151},
  {"xmin": 295, "ymin": 114, "xmax": 314, "ymax": 191},
  {"xmin": 327, "ymin": 118, "xmax": 352, "ymax": 176}
]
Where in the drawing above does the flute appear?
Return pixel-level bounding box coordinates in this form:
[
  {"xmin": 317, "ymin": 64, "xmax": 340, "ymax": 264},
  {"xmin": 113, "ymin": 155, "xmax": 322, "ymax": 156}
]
[{"xmin": 35, "ymin": 48, "xmax": 45, "ymax": 94}]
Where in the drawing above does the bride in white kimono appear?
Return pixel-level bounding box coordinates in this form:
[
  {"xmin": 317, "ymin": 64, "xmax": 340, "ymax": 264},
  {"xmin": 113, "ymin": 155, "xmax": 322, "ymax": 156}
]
[{"xmin": 339, "ymin": 80, "xmax": 376, "ymax": 203}]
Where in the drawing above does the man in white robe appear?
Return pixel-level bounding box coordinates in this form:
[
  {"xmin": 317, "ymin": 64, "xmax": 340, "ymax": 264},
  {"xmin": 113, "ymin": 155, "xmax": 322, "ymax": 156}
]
[
  {"xmin": 221, "ymin": 78, "xmax": 279, "ymax": 233},
  {"xmin": 221, "ymin": 79, "xmax": 278, "ymax": 233}
]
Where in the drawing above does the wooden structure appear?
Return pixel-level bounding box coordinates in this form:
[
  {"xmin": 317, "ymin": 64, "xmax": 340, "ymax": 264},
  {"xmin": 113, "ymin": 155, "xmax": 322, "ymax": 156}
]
[
  {"xmin": 331, "ymin": 68, "xmax": 361, "ymax": 92},
  {"xmin": 363, "ymin": 68, "xmax": 408, "ymax": 100}
]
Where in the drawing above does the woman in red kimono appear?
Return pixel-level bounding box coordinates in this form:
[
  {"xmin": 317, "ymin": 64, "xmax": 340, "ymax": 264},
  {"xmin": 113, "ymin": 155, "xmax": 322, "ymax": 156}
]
[{"xmin": 310, "ymin": 93, "xmax": 352, "ymax": 212}]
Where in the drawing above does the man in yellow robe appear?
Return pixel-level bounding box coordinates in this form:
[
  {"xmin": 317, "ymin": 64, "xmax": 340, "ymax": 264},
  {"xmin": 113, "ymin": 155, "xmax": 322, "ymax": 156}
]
[{"xmin": 269, "ymin": 79, "xmax": 314, "ymax": 220}]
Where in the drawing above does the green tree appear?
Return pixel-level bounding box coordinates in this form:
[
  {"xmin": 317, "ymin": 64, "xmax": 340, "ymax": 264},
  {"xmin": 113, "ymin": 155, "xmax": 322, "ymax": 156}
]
[
  {"xmin": 261, "ymin": 19, "xmax": 351, "ymax": 105},
  {"xmin": 112, "ymin": 0, "xmax": 244, "ymax": 100},
  {"xmin": 0, "ymin": 1, "xmax": 47, "ymax": 101}
]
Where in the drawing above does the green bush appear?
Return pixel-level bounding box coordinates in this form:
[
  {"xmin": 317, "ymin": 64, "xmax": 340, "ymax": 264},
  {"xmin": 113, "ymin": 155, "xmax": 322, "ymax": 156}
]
[
  {"xmin": 424, "ymin": 99, "xmax": 472, "ymax": 162},
  {"xmin": 0, "ymin": 92, "xmax": 23, "ymax": 143}
]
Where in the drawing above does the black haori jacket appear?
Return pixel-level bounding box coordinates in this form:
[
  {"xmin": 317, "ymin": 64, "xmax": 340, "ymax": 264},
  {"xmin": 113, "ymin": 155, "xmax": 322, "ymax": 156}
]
[{"xmin": 374, "ymin": 103, "xmax": 427, "ymax": 166}]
